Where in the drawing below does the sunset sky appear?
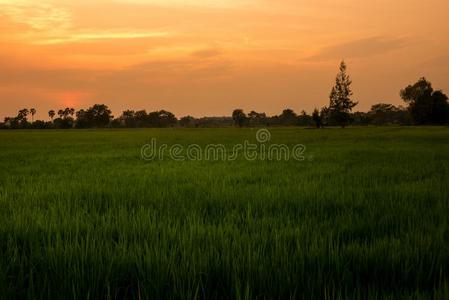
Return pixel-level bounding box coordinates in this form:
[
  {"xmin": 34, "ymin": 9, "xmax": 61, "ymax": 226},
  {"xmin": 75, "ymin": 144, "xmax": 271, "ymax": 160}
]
[{"xmin": 1, "ymin": 0, "xmax": 448, "ymax": 119}]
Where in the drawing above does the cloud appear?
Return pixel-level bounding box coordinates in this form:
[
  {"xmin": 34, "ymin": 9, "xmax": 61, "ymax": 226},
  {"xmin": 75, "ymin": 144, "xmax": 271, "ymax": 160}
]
[
  {"xmin": 0, "ymin": 1, "xmax": 171, "ymax": 45},
  {"xmin": 305, "ymin": 36, "xmax": 408, "ymax": 61},
  {"xmin": 112, "ymin": 0, "xmax": 252, "ymax": 9},
  {"xmin": 0, "ymin": 2, "xmax": 72, "ymax": 31},
  {"xmin": 34, "ymin": 30, "xmax": 171, "ymax": 45}
]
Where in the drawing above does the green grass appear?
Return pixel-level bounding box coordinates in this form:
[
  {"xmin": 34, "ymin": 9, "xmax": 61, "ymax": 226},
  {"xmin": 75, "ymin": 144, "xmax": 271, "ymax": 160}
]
[{"xmin": 0, "ymin": 127, "xmax": 448, "ymax": 299}]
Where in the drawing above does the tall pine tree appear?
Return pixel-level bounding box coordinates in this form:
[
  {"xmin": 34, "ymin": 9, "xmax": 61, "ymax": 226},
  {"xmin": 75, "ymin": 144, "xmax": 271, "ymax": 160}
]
[{"xmin": 328, "ymin": 61, "xmax": 358, "ymax": 127}]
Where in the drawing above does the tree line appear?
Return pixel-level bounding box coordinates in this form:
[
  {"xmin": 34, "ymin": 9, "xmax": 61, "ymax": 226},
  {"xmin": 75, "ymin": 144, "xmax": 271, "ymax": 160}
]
[{"xmin": 1, "ymin": 61, "xmax": 448, "ymax": 129}]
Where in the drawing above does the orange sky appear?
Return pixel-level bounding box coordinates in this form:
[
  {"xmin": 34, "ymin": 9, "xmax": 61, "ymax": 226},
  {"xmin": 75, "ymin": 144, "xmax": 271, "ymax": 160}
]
[{"xmin": 1, "ymin": 0, "xmax": 449, "ymax": 119}]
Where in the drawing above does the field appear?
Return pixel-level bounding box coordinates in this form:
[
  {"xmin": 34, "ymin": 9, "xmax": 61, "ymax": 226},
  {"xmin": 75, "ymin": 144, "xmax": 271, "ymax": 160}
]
[{"xmin": 0, "ymin": 127, "xmax": 449, "ymax": 299}]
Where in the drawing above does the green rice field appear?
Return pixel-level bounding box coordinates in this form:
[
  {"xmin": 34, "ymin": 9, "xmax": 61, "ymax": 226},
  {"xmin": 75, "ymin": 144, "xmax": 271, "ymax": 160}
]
[{"xmin": 0, "ymin": 127, "xmax": 448, "ymax": 299}]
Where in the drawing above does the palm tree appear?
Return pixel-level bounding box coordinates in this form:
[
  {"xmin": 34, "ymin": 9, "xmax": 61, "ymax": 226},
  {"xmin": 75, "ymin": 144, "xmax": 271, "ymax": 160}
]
[
  {"xmin": 58, "ymin": 109, "xmax": 65, "ymax": 118},
  {"xmin": 18, "ymin": 108, "xmax": 29, "ymax": 120},
  {"xmin": 30, "ymin": 108, "xmax": 36, "ymax": 123},
  {"xmin": 58, "ymin": 108, "xmax": 75, "ymax": 119},
  {"xmin": 67, "ymin": 108, "xmax": 75, "ymax": 117},
  {"xmin": 48, "ymin": 110, "xmax": 55, "ymax": 121}
]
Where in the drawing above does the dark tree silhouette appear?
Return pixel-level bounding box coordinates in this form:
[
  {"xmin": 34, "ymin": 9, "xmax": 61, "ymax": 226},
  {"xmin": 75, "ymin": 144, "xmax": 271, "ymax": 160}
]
[
  {"xmin": 431, "ymin": 91, "xmax": 449, "ymax": 124},
  {"xmin": 232, "ymin": 109, "xmax": 248, "ymax": 127},
  {"xmin": 155, "ymin": 110, "xmax": 177, "ymax": 127},
  {"xmin": 133, "ymin": 110, "xmax": 148, "ymax": 127},
  {"xmin": 319, "ymin": 107, "xmax": 330, "ymax": 127},
  {"xmin": 54, "ymin": 108, "xmax": 75, "ymax": 128},
  {"xmin": 179, "ymin": 116, "xmax": 196, "ymax": 127},
  {"xmin": 312, "ymin": 108, "xmax": 322, "ymax": 128},
  {"xmin": 87, "ymin": 104, "xmax": 113, "ymax": 127},
  {"xmin": 30, "ymin": 108, "xmax": 36, "ymax": 123},
  {"xmin": 298, "ymin": 110, "xmax": 312, "ymax": 127},
  {"xmin": 110, "ymin": 109, "xmax": 177, "ymax": 128},
  {"xmin": 248, "ymin": 111, "xmax": 268, "ymax": 126},
  {"xmin": 328, "ymin": 61, "xmax": 358, "ymax": 127},
  {"xmin": 400, "ymin": 78, "xmax": 449, "ymax": 125},
  {"xmin": 74, "ymin": 109, "xmax": 89, "ymax": 128},
  {"xmin": 58, "ymin": 108, "xmax": 75, "ymax": 119},
  {"xmin": 279, "ymin": 109, "xmax": 298, "ymax": 126},
  {"xmin": 74, "ymin": 104, "xmax": 113, "ymax": 128},
  {"xmin": 10, "ymin": 109, "xmax": 30, "ymax": 128},
  {"xmin": 368, "ymin": 103, "xmax": 404, "ymax": 125},
  {"xmin": 18, "ymin": 109, "xmax": 29, "ymax": 120},
  {"xmin": 122, "ymin": 110, "xmax": 136, "ymax": 128},
  {"xmin": 48, "ymin": 110, "xmax": 56, "ymax": 121}
]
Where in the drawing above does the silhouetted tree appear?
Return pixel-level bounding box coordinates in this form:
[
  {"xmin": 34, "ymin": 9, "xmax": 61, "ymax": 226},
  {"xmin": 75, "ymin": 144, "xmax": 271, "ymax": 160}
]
[
  {"xmin": 400, "ymin": 78, "xmax": 449, "ymax": 124},
  {"xmin": 232, "ymin": 109, "xmax": 248, "ymax": 127},
  {"xmin": 114, "ymin": 109, "xmax": 177, "ymax": 128},
  {"xmin": 351, "ymin": 111, "xmax": 372, "ymax": 126},
  {"xmin": 279, "ymin": 109, "xmax": 298, "ymax": 126},
  {"xmin": 298, "ymin": 110, "xmax": 312, "ymax": 127},
  {"xmin": 368, "ymin": 103, "xmax": 398, "ymax": 125},
  {"xmin": 74, "ymin": 104, "xmax": 113, "ymax": 128},
  {"xmin": 196, "ymin": 117, "xmax": 233, "ymax": 127},
  {"xmin": 30, "ymin": 108, "xmax": 36, "ymax": 123},
  {"xmin": 18, "ymin": 109, "xmax": 29, "ymax": 120},
  {"xmin": 48, "ymin": 110, "xmax": 56, "ymax": 122},
  {"xmin": 312, "ymin": 108, "xmax": 322, "ymax": 128},
  {"xmin": 74, "ymin": 109, "xmax": 89, "ymax": 128},
  {"xmin": 110, "ymin": 118, "xmax": 123, "ymax": 128},
  {"xmin": 430, "ymin": 91, "xmax": 449, "ymax": 124},
  {"xmin": 328, "ymin": 61, "xmax": 358, "ymax": 127},
  {"xmin": 179, "ymin": 116, "xmax": 197, "ymax": 127},
  {"xmin": 134, "ymin": 110, "xmax": 148, "ymax": 127},
  {"xmin": 53, "ymin": 117, "xmax": 74, "ymax": 129},
  {"xmin": 320, "ymin": 107, "xmax": 330, "ymax": 127},
  {"xmin": 10, "ymin": 109, "xmax": 31, "ymax": 128},
  {"xmin": 31, "ymin": 120, "xmax": 49, "ymax": 129},
  {"xmin": 122, "ymin": 110, "xmax": 136, "ymax": 128},
  {"xmin": 87, "ymin": 104, "xmax": 113, "ymax": 127},
  {"xmin": 267, "ymin": 115, "xmax": 281, "ymax": 126},
  {"xmin": 156, "ymin": 110, "xmax": 177, "ymax": 127},
  {"xmin": 54, "ymin": 107, "xmax": 75, "ymax": 128},
  {"xmin": 58, "ymin": 108, "xmax": 75, "ymax": 119},
  {"xmin": 147, "ymin": 111, "xmax": 160, "ymax": 127},
  {"xmin": 370, "ymin": 103, "xmax": 397, "ymax": 113},
  {"xmin": 248, "ymin": 111, "xmax": 268, "ymax": 126},
  {"xmin": 3, "ymin": 117, "xmax": 17, "ymax": 128}
]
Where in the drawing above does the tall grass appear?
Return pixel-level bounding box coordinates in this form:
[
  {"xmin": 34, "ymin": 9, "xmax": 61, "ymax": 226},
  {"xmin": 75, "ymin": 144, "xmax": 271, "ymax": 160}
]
[{"xmin": 0, "ymin": 127, "xmax": 448, "ymax": 299}]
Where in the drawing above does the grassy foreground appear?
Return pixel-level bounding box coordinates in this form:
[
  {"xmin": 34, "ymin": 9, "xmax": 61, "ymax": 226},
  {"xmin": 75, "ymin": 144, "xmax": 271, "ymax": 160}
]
[{"xmin": 0, "ymin": 127, "xmax": 448, "ymax": 299}]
